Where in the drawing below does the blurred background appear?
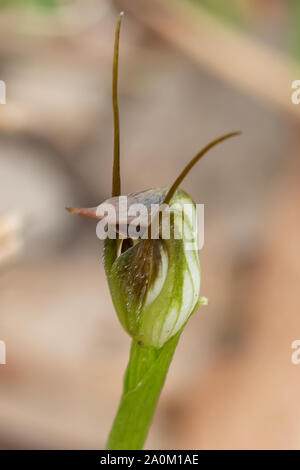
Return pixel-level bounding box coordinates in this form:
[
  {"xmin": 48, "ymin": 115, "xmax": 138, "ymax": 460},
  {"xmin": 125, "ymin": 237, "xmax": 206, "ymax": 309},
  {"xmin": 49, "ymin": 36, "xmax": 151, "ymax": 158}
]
[{"xmin": 0, "ymin": 0, "xmax": 300, "ymax": 450}]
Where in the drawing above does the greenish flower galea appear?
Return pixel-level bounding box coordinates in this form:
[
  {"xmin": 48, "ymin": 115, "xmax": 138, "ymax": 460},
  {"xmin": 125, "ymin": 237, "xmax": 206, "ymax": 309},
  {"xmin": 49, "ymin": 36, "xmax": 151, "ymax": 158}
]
[
  {"xmin": 104, "ymin": 189, "xmax": 203, "ymax": 349},
  {"xmin": 67, "ymin": 12, "xmax": 241, "ymax": 450}
]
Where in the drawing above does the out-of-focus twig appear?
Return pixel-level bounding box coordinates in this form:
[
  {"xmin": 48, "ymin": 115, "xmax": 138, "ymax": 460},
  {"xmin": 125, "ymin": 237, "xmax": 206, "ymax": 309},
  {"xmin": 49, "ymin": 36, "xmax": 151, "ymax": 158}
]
[{"xmin": 116, "ymin": 0, "xmax": 300, "ymax": 120}]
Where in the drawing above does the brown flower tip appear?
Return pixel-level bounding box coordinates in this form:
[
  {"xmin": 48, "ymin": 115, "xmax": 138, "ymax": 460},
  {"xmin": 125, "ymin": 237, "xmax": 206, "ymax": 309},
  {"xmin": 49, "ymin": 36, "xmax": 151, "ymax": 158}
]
[{"xmin": 65, "ymin": 207, "xmax": 101, "ymax": 221}]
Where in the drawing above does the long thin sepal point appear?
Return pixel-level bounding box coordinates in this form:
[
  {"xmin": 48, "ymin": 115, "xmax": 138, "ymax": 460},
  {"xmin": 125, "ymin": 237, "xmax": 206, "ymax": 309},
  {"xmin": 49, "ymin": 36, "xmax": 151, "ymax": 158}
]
[
  {"xmin": 112, "ymin": 12, "xmax": 124, "ymax": 197},
  {"xmin": 164, "ymin": 131, "xmax": 242, "ymax": 204}
]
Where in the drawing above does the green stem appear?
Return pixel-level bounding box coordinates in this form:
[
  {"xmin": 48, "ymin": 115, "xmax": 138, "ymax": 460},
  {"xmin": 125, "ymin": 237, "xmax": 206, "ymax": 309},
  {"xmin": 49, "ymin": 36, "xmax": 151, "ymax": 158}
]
[{"xmin": 106, "ymin": 332, "xmax": 181, "ymax": 450}]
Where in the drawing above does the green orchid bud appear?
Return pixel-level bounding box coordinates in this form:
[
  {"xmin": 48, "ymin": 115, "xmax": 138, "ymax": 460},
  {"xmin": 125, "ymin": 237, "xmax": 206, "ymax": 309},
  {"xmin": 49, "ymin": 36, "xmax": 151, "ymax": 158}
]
[
  {"xmin": 103, "ymin": 188, "xmax": 200, "ymax": 348},
  {"xmin": 67, "ymin": 13, "xmax": 240, "ymax": 349}
]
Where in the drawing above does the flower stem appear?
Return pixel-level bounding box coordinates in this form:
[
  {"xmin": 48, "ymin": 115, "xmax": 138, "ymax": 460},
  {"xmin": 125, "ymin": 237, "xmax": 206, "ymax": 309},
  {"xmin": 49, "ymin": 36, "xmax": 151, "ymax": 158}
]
[{"xmin": 106, "ymin": 332, "xmax": 181, "ymax": 450}]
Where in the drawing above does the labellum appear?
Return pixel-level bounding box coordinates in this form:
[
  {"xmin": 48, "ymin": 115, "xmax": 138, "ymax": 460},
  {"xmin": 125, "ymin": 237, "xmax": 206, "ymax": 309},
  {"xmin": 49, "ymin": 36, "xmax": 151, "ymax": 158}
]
[{"xmin": 67, "ymin": 13, "xmax": 240, "ymax": 349}]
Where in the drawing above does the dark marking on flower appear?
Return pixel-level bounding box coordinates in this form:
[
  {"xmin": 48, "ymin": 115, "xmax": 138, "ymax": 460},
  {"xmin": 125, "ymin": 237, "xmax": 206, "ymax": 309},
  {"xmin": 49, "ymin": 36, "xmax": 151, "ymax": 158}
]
[
  {"xmin": 113, "ymin": 238, "xmax": 165, "ymax": 315},
  {"xmin": 120, "ymin": 238, "xmax": 134, "ymax": 254}
]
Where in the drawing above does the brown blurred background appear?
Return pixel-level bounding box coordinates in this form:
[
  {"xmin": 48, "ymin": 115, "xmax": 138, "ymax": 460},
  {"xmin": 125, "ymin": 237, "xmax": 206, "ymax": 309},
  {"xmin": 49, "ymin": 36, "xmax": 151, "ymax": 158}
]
[{"xmin": 0, "ymin": 0, "xmax": 300, "ymax": 450}]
